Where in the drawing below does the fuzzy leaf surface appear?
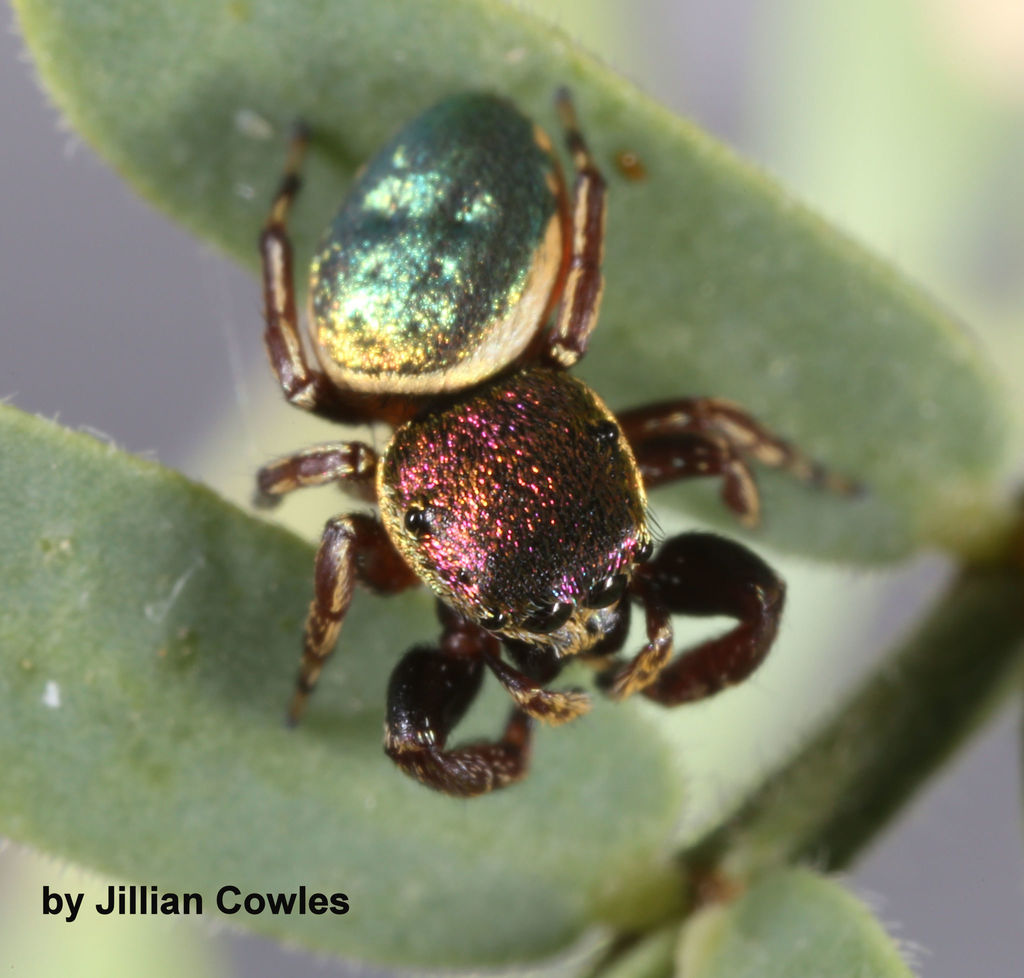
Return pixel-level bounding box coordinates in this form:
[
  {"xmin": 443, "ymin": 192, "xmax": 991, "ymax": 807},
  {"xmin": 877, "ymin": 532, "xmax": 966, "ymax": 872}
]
[
  {"xmin": 678, "ymin": 869, "xmax": 915, "ymax": 978},
  {"xmin": 0, "ymin": 407, "xmax": 682, "ymax": 967}
]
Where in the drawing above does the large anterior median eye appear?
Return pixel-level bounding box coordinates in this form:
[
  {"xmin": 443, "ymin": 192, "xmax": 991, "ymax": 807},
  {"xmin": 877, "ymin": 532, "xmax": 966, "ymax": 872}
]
[
  {"xmin": 479, "ymin": 609, "xmax": 508, "ymax": 631},
  {"xmin": 522, "ymin": 601, "xmax": 574, "ymax": 634},
  {"xmin": 586, "ymin": 574, "xmax": 627, "ymax": 608}
]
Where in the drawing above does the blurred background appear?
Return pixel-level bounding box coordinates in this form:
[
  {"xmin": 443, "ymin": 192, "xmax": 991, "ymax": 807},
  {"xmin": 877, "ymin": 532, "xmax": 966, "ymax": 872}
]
[{"xmin": 2, "ymin": 0, "xmax": 1023, "ymax": 974}]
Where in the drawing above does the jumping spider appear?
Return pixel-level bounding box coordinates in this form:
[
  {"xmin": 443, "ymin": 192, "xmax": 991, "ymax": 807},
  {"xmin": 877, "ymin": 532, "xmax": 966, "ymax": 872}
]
[{"xmin": 256, "ymin": 91, "xmax": 854, "ymax": 796}]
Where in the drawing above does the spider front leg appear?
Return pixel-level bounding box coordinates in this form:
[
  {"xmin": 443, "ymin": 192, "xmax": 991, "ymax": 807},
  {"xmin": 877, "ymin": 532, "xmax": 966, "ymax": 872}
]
[
  {"xmin": 619, "ymin": 397, "xmax": 860, "ymax": 526},
  {"xmin": 600, "ymin": 532, "xmax": 784, "ymax": 704},
  {"xmin": 261, "ymin": 126, "xmax": 376, "ymax": 424},
  {"xmin": 427, "ymin": 604, "xmax": 591, "ymax": 725},
  {"xmin": 384, "ymin": 613, "xmax": 533, "ymax": 797},
  {"xmin": 543, "ymin": 89, "xmax": 607, "ymax": 368},
  {"xmin": 254, "ymin": 440, "xmax": 378, "ymax": 507},
  {"xmin": 289, "ymin": 514, "xmax": 418, "ymax": 725}
]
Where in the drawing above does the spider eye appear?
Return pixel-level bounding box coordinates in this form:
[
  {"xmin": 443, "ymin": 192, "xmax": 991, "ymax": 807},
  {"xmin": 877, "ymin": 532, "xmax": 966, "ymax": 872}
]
[
  {"xmin": 587, "ymin": 574, "xmax": 627, "ymax": 608},
  {"xmin": 636, "ymin": 538, "xmax": 654, "ymax": 563},
  {"xmin": 522, "ymin": 601, "xmax": 574, "ymax": 634},
  {"xmin": 591, "ymin": 420, "xmax": 620, "ymax": 444},
  {"xmin": 479, "ymin": 609, "xmax": 508, "ymax": 631},
  {"xmin": 404, "ymin": 505, "xmax": 431, "ymax": 537}
]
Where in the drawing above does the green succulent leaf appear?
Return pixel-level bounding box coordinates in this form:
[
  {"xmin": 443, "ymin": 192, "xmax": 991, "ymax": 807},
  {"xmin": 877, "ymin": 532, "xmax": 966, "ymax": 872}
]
[
  {"xmin": 14, "ymin": 0, "xmax": 1012, "ymax": 563},
  {"xmin": 677, "ymin": 869, "xmax": 915, "ymax": 978},
  {"xmin": 0, "ymin": 406, "xmax": 683, "ymax": 968},
  {"xmin": 594, "ymin": 926, "xmax": 679, "ymax": 978}
]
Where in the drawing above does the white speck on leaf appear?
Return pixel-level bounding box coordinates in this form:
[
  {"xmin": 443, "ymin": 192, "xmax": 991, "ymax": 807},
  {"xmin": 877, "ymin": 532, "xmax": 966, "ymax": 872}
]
[
  {"xmin": 234, "ymin": 108, "xmax": 273, "ymax": 140},
  {"xmin": 42, "ymin": 680, "xmax": 61, "ymax": 709}
]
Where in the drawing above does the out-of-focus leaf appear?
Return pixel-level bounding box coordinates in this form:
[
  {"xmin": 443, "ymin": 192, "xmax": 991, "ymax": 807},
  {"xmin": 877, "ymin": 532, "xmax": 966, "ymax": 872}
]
[{"xmin": 678, "ymin": 869, "xmax": 915, "ymax": 977}]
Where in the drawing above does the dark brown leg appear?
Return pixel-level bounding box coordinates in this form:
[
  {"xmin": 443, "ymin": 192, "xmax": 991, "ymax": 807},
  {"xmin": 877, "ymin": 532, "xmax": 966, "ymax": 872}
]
[
  {"xmin": 601, "ymin": 599, "xmax": 673, "ymax": 700},
  {"xmin": 619, "ymin": 398, "xmax": 860, "ymax": 527},
  {"xmin": 481, "ymin": 650, "xmax": 591, "ymax": 724},
  {"xmin": 384, "ymin": 628, "xmax": 533, "ymax": 796},
  {"xmin": 599, "ymin": 532, "xmax": 785, "ymax": 705},
  {"xmin": 435, "ymin": 604, "xmax": 591, "ymax": 725},
  {"xmin": 260, "ymin": 127, "xmax": 378, "ymax": 423},
  {"xmin": 544, "ymin": 89, "xmax": 607, "ymax": 368},
  {"xmin": 255, "ymin": 441, "xmax": 378, "ymax": 507},
  {"xmin": 289, "ymin": 514, "xmax": 417, "ymax": 724}
]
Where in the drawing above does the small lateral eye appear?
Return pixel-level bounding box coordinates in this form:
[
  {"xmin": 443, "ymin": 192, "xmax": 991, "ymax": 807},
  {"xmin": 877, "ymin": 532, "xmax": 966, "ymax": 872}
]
[
  {"xmin": 636, "ymin": 538, "xmax": 654, "ymax": 563},
  {"xmin": 479, "ymin": 609, "xmax": 508, "ymax": 631},
  {"xmin": 404, "ymin": 505, "xmax": 431, "ymax": 537},
  {"xmin": 591, "ymin": 420, "xmax": 620, "ymax": 444},
  {"xmin": 522, "ymin": 601, "xmax": 574, "ymax": 634},
  {"xmin": 587, "ymin": 574, "xmax": 627, "ymax": 609}
]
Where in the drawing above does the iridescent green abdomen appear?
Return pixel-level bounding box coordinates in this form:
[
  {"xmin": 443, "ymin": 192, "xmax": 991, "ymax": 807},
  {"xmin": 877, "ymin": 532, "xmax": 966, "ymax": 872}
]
[{"xmin": 309, "ymin": 94, "xmax": 564, "ymax": 394}]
